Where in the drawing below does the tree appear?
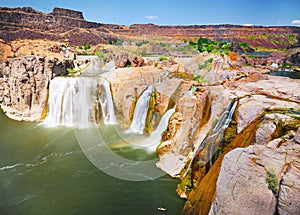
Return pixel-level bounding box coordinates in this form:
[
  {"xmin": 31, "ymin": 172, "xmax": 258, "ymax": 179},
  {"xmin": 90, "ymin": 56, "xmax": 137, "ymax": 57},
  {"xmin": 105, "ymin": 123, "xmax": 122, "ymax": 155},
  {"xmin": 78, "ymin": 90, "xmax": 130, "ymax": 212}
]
[{"xmin": 198, "ymin": 37, "xmax": 211, "ymax": 52}]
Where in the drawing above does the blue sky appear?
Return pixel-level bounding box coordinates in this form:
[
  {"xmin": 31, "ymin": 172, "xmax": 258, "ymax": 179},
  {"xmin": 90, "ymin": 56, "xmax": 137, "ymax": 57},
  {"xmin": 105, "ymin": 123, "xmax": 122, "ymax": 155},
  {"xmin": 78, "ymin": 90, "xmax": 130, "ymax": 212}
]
[{"xmin": 1, "ymin": 0, "xmax": 300, "ymax": 26}]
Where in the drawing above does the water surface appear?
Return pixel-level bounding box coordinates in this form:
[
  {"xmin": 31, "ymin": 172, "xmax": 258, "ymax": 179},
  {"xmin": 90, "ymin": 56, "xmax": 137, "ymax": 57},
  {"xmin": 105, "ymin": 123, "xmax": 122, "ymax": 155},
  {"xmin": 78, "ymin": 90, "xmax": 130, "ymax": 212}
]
[{"xmin": 0, "ymin": 111, "xmax": 184, "ymax": 215}]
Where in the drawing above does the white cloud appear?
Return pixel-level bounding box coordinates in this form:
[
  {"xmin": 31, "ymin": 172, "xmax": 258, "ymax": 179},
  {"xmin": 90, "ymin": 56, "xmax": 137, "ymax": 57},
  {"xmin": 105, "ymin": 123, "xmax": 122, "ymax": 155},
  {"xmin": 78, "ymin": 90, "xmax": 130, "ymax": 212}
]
[
  {"xmin": 145, "ymin": 16, "xmax": 158, "ymax": 19},
  {"xmin": 243, "ymin": 24, "xmax": 254, "ymax": 26},
  {"xmin": 291, "ymin": 20, "xmax": 300, "ymax": 25}
]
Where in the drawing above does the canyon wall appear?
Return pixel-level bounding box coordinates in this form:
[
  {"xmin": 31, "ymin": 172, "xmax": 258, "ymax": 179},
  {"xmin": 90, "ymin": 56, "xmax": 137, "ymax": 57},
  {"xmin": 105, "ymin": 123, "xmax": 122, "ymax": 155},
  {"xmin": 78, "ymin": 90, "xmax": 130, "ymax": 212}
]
[
  {"xmin": 0, "ymin": 55, "xmax": 71, "ymax": 121},
  {"xmin": 0, "ymin": 7, "xmax": 299, "ymax": 48}
]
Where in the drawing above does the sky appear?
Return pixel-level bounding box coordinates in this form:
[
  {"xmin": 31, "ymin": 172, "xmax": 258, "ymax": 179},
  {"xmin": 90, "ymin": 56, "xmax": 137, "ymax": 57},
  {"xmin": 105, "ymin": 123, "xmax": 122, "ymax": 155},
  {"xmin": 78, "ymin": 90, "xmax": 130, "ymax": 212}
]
[{"xmin": 1, "ymin": 0, "xmax": 300, "ymax": 26}]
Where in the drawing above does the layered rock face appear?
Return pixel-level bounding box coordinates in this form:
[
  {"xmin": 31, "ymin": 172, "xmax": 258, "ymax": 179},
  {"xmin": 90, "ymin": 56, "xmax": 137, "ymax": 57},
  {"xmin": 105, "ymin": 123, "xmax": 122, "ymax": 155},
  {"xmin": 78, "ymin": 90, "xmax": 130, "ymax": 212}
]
[
  {"xmin": 0, "ymin": 7, "xmax": 113, "ymax": 46},
  {"xmin": 209, "ymin": 139, "xmax": 300, "ymax": 215},
  {"xmin": 177, "ymin": 75, "xmax": 300, "ymax": 214},
  {"xmin": 50, "ymin": 7, "xmax": 84, "ymax": 20},
  {"xmin": 0, "ymin": 7, "xmax": 100, "ymax": 31},
  {"xmin": 0, "ymin": 56, "xmax": 70, "ymax": 121},
  {"xmin": 0, "ymin": 7, "xmax": 299, "ymax": 49}
]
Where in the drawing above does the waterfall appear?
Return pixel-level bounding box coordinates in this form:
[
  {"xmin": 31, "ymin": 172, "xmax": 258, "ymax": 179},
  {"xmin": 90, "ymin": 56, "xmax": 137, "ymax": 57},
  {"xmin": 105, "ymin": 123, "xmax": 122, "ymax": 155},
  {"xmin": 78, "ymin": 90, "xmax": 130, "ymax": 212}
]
[
  {"xmin": 126, "ymin": 85, "xmax": 155, "ymax": 134},
  {"xmin": 138, "ymin": 106, "xmax": 176, "ymax": 152},
  {"xmin": 83, "ymin": 56, "xmax": 101, "ymax": 72},
  {"xmin": 43, "ymin": 77, "xmax": 98, "ymax": 127},
  {"xmin": 75, "ymin": 56, "xmax": 102, "ymax": 75},
  {"xmin": 181, "ymin": 99, "xmax": 238, "ymax": 178},
  {"xmin": 150, "ymin": 106, "xmax": 176, "ymax": 139},
  {"xmin": 98, "ymin": 79, "xmax": 118, "ymax": 125}
]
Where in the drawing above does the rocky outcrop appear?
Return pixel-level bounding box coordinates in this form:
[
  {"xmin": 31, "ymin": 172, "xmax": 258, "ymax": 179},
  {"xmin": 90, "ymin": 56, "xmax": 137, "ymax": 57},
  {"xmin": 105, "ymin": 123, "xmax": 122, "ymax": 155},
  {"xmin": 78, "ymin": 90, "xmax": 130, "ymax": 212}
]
[
  {"xmin": 0, "ymin": 55, "xmax": 71, "ymax": 121},
  {"xmin": 114, "ymin": 53, "xmax": 147, "ymax": 68},
  {"xmin": 0, "ymin": 7, "xmax": 99, "ymax": 30},
  {"xmin": 50, "ymin": 7, "xmax": 84, "ymax": 20},
  {"xmin": 175, "ymin": 73, "xmax": 300, "ymax": 214},
  {"xmin": 209, "ymin": 138, "xmax": 300, "ymax": 215},
  {"xmin": 284, "ymin": 52, "xmax": 300, "ymax": 66},
  {"xmin": 0, "ymin": 7, "xmax": 116, "ymax": 46}
]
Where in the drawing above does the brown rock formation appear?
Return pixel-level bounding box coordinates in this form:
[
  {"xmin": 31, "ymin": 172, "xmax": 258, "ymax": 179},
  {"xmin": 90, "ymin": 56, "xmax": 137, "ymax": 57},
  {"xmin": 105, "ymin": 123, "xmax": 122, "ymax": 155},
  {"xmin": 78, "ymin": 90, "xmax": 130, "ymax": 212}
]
[
  {"xmin": 284, "ymin": 52, "xmax": 300, "ymax": 66},
  {"xmin": 114, "ymin": 53, "xmax": 146, "ymax": 68},
  {"xmin": 209, "ymin": 138, "xmax": 300, "ymax": 215},
  {"xmin": 0, "ymin": 7, "xmax": 299, "ymax": 49},
  {"xmin": 0, "ymin": 55, "xmax": 71, "ymax": 121},
  {"xmin": 0, "ymin": 7, "xmax": 117, "ymax": 46},
  {"xmin": 50, "ymin": 7, "xmax": 84, "ymax": 20}
]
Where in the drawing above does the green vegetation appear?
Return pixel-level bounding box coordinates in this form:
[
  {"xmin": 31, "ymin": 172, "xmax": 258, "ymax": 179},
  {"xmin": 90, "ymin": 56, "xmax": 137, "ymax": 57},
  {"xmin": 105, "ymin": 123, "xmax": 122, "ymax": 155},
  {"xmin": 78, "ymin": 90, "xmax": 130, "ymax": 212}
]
[
  {"xmin": 177, "ymin": 171, "xmax": 193, "ymax": 195},
  {"xmin": 109, "ymin": 39, "xmax": 123, "ymax": 46},
  {"xmin": 144, "ymin": 91, "xmax": 157, "ymax": 134},
  {"xmin": 77, "ymin": 42, "xmax": 92, "ymax": 55},
  {"xmin": 95, "ymin": 50, "xmax": 105, "ymax": 61},
  {"xmin": 198, "ymin": 58, "xmax": 213, "ymax": 70},
  {"xmin": 83, "ymin": 42, "xmax": 90, "ymax": 51},
  {"xmin": 266, "ymin": 168, "xmax": 279, "ymax": 194},
  {"xmin": 236, "ymin": 42, "xmax": 250, "ymax": 49},
  {"xmin": 158, "ymin": 55, "xmax": 169, "ymax": 61},
  {"xmin": 197, "ymin": 37, "xmax": 233, "ymax": 55},
  {"xmin": 66, "ymin": 68, "xmax": 79, "ymax": 74},
  {"xmin": 193, "ymin": 75, "xmax": 201, "ymax": 82},
  {"xmin": 136, "ymin": 40, "xmax": 149, "ymax": 47}
]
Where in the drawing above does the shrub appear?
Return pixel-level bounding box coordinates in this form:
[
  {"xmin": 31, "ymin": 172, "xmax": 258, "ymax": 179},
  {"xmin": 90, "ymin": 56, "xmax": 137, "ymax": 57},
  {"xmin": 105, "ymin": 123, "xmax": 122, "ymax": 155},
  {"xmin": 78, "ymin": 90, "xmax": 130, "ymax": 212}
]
[
  {"xmin": 96, "ymin": 51, "xmax": 105, "ymax": 60},
  {"xmin": 158, "ymin": 55, "xmax": 169, "ymax": 61},
  {"xmin": 266, "ymin": 168, "xmax": 279, "ymax": 194},
  {"xmin": 198, "ymin": 58, "xmax": 213, "ymax": 70},
  {"xmin": 67, "ymin": 68, "xmax": 79, "ymax": 74},
  {"xmin": 83, "ymin": 42, "xmax": 90, "ymax": 51}
]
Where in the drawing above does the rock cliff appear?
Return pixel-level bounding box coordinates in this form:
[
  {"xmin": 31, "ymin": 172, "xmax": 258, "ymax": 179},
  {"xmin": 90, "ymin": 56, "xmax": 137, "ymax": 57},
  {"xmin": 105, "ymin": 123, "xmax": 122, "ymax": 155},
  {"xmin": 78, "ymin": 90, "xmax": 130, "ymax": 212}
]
[
  {"xmin": 209, "ymin": 138, "xmax": 300, "ymax": 215},
  {"xmin": 0, "ymin": 55, "xmax": 71, "ymax": 121},
  {"xmin": 0, "ymin": 7, "xmax": 299, "ymax": 49}
]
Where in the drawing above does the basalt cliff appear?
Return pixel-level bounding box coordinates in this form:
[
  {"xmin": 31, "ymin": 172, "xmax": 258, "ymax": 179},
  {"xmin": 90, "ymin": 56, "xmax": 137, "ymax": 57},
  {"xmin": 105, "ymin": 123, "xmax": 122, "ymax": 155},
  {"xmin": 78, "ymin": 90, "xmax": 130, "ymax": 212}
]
[{"xmin": 0, "ymin": 7, "xmax": 299, "ymax": 48}]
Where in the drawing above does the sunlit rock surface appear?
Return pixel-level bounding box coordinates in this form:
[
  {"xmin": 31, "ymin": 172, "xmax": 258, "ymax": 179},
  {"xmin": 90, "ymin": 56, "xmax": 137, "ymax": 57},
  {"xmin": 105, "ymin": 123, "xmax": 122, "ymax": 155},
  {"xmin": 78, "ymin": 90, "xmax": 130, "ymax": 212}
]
[
  {"xmin": 209, "ymin": 139, "xmax": 300, "ymax": 215},
  {"xmin": 0, "ymin": 55, "xmax": 70, "ymax": 121}
]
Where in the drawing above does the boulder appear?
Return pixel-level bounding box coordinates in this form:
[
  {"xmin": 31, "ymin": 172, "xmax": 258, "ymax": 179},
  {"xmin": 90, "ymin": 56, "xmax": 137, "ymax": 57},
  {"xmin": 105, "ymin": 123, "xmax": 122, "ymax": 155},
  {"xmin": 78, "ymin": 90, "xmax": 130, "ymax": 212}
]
[{"xmin": 114, "ymin": 52, "xmax": 146, "ymax": 68}]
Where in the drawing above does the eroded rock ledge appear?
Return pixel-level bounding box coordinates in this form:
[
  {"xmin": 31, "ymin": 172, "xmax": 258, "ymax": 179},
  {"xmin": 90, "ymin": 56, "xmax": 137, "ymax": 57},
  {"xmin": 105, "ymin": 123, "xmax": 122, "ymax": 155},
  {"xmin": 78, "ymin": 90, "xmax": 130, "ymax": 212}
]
[
  {"xmin": 0, "ymin": 55, "xmax": 71, "ymax": 121},
  {"xmin": 209, "ymin": 138, "xmax": 300, "ymax": 215}
]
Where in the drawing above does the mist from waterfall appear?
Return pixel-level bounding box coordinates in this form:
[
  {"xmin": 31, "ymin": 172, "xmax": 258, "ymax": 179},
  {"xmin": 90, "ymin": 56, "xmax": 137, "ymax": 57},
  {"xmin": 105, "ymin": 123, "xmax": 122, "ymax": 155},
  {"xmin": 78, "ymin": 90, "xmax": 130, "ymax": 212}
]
[{"xmin": 126, "ymin": 85, "xmax": 155, "ymax": 134}]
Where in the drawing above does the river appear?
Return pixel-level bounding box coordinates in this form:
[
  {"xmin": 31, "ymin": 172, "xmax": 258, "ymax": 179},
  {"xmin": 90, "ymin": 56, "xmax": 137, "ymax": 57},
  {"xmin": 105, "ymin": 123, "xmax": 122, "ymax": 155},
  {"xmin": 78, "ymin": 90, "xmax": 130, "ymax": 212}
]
[{"xmin": 0, "ymin": 111, "xmax": 184, "ymax": 215}]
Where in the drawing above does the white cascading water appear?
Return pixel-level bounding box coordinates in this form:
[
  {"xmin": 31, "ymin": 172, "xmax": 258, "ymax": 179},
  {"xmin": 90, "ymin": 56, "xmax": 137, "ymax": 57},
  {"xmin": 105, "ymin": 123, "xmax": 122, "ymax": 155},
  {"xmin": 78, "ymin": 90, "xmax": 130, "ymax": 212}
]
[
  {"xmin": 138, "ymin": 106, "xmax": 176, "ymax": 152},
  {"xmin": 84, "ymin": 56, "xmax": 101, "ymax": 72},
  {"xmin": 98, "ymin": 79, "xmax": 118, "ymax": 124},
  {"xmin": 43, "ymin": 77, "xmax": 98, "ymax": 127},
  {"xmin": 126, "ymin": 85, "xmax": 155, "ymax": 134}
]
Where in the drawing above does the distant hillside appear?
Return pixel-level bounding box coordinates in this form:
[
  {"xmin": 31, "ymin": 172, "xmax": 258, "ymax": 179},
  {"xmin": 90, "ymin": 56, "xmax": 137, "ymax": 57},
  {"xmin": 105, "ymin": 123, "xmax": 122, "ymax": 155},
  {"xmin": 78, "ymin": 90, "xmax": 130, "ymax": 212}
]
[{"xmin": 0, "ymin": 7, "xmax": 299, "ymax": 49}]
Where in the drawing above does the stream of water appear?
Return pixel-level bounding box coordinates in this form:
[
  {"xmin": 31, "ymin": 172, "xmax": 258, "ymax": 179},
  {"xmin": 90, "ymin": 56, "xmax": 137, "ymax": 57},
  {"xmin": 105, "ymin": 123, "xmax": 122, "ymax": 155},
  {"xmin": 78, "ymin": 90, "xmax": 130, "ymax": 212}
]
[{"xmin": 0, "ymin": 111, "xmax": 184, "ymax": 215}]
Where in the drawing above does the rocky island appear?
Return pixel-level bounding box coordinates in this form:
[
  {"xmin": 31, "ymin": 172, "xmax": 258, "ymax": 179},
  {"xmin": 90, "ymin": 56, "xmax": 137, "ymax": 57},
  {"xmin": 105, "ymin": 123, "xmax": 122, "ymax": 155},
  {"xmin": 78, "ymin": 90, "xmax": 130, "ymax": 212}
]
[{"xmin": 0, "ymin": 6, "xmax": 299, "ymax": 215}]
